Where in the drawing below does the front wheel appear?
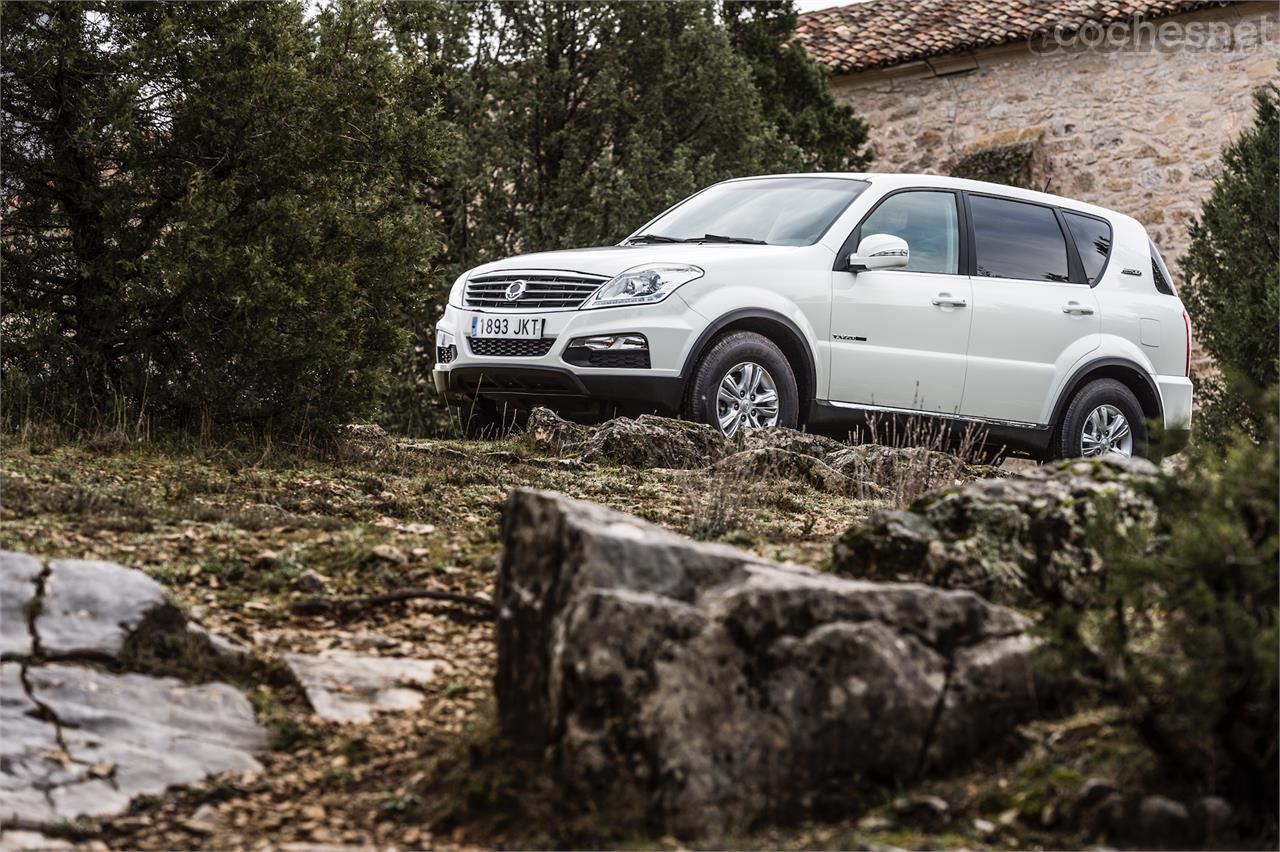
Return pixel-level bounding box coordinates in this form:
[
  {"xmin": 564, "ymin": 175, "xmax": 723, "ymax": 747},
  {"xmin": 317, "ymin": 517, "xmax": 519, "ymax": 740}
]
[
  {"xmin": 686, "ymin": 331, "xmax": 799, "ymax": 437},
  {"xmin": 1055, "ymin": 378, "xmax": 1148, "ymax": 459}
]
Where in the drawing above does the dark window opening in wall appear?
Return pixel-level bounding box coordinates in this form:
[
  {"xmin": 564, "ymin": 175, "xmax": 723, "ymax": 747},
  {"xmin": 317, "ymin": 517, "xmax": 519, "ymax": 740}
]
[
  {"xmin": 970, "ymin": 195, "xmax": 1071, "ymax": 283},
  {"xmin": 1063, "ymin": 211, "xmax": 1113, "ymax": 284},
  {"xmin": 949, "ymin": 140, "xmax": 1038, "ymax": 189}
]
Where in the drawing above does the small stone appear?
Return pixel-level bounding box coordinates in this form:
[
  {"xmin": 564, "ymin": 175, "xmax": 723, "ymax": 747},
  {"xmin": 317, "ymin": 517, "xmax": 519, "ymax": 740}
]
[
  {"xmin": 972, "ymin": 817, "xmax": 996, "ymax": 835},
  {"xmin": 252, "ymin": 550, "xmax": 281, "ymax": 570},
  {"xmin": 1136, "ymin": 795, "xmax": 1191, "ymax": 848},
  {"xmin": 182, "ymin": 803, "xmax": 220, "ymax": 834},
  {"xmin": 997, "ymin": 807, "xmax": 1019, "ymax": 827},
  {"xmin": 857, "ymin": 814, "xmax": 892, "ymax": 832},
  {"xmin": 892, "ymin": 795, "xmax": 951, "ymax": 829},
  {"xmin": 1193, "ymin": 795, "xmax": 1233, "ymax": 843},
  {"xmin": 292, "ymin": 569, "xmax": 331, "ymax": 595},
  {"xmin": 301, "ymin": 803, "xmax": 326, "ymax": 821},
  {"xmin": 368, "ymin": 544, "xmax": 407, "ymax": 565}
]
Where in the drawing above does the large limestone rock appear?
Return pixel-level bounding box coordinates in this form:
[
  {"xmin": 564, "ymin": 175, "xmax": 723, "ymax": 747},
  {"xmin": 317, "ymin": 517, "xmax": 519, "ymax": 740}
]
[
  {"xmin": 0, "ymin": 552, "xmax": 265, "ymax": 830},
  {"xmin": 833, "ymin": 457, "xmax": 1159, "ymax": 606},
  {"xmin": 495, "ymin": 489, "xmax": 1040, "ymax": 838}
]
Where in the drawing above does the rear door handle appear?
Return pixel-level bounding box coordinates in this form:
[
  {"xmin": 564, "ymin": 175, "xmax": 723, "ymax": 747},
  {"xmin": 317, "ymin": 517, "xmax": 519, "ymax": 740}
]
[
  {"xmin": 932, "ymin": 293, "xmax": 967, "ymax": 307},
  {"xmin": 1062, "ymin": 301, "xmax": 1095, "ymax": 315}
]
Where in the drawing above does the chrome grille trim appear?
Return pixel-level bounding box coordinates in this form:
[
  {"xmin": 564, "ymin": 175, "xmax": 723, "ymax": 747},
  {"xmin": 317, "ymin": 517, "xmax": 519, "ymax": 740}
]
[{"xmin": 464, "ymin": 271, "xmax": 607, "ymax": 310}]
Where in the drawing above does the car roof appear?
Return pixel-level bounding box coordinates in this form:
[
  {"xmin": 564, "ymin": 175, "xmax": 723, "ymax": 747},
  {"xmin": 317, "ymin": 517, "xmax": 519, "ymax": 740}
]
[{"xmin": 725, "ymin": 172, "xmax": 1137, "ymax": 228}]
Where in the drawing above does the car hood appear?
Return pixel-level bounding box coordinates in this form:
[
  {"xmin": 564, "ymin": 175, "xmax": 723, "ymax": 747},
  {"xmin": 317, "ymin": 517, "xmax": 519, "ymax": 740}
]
[{"xmin": 467, "ymin": 243, "xmax": 815, "ymax": 279}]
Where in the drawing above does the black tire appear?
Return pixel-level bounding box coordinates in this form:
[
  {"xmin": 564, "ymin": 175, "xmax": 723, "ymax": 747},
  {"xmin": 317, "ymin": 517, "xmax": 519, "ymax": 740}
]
[
  {"xmin": 1055, "ymin": 378, "xmax": 1148, "ymax": 459},
  {"xmin": 685, "ymin": 331, "xmax": 799, "ymax": 435}
]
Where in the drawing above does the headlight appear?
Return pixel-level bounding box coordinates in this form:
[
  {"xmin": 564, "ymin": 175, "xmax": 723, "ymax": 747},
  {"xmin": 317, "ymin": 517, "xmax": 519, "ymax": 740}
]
[
  {"xmin": 447, "ymin": 271, "xmax": 470, "ymax": 306},
  {"xmin": 581, "ymin": 264, "xmax": 704, "ymax": 309}
]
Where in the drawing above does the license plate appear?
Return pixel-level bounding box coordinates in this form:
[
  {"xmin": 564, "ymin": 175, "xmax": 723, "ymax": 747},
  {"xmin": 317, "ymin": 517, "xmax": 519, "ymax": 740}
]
[{"xmin": 469, "ymin": 315, "xmax": 545, "ymax": 339}]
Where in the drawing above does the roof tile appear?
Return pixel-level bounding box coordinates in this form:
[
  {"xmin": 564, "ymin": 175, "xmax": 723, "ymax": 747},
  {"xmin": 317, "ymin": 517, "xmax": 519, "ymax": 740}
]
[{"xmin": 796, "ymin": 0, "xmax": 1227, "ymax": 73}]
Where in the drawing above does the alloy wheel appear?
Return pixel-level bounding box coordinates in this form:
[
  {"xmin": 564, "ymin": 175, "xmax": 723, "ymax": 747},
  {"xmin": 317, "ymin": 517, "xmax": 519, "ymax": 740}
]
[
  {"xmin": 1080, "ymin": 404, "xmax": 1133, "ymax": 458},
  {"xmin": 716, "ymin": 361, "xmax": 779, "ymax": 437}
]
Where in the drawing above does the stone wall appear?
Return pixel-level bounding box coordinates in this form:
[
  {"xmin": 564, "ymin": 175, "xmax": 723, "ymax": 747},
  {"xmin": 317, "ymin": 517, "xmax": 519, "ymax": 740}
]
[{"xmin": 828, "ymin": 2, "xmax": 1279, "ymax": 275}]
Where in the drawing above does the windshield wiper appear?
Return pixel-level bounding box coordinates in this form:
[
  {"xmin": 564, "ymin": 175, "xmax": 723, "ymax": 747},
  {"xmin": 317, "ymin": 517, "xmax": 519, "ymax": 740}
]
[
  {"xmin": 626, "ymin": 233, "xmax": 683, "ymax": 244},
  {"xmin": 697, "ymin": 233, "xmax": 768, "ymax": 245}
]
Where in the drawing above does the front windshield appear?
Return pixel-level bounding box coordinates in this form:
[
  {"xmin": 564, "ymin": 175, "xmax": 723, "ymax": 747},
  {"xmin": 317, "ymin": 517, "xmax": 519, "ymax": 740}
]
[{"xmin": 634, "ymin": 177, "xmax": 869, "ymax": 247}]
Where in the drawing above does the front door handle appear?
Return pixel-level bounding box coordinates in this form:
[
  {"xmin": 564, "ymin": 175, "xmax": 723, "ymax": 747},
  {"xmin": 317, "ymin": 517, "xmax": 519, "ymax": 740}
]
[
  {"xmin": 1062, "ymin": 301, "xmax": 1095, "ymax": 315},
  {"xmin": 932, "ymin": 293, "xmax": 967, "ymax": 307}
]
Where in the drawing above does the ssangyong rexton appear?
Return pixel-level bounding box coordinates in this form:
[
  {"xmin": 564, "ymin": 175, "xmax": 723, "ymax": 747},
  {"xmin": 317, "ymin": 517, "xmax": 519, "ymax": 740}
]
[{"xmin": 433, "ymin": 174, "xmax": 1193, "ymax": 458}]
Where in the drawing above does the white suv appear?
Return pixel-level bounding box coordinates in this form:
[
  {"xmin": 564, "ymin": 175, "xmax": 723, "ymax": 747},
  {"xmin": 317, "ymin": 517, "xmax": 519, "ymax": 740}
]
[{"xmin": 432, "ymin": 173, "xmax": 1193, "ymax": 459}]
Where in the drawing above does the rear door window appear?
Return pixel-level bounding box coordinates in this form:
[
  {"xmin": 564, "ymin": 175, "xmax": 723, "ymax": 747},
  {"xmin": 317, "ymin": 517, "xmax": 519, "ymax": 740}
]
[
  {"xmin": 1062, "ymin": 211, "xmax": 1113, "ymax": 284},
  {"xmin": 969, "ymin": 195, "xmax": 1071, "ymax": 282}
]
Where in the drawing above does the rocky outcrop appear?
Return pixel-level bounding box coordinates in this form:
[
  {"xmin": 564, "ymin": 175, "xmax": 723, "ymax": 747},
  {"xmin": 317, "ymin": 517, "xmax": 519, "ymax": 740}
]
[
  {"xmin": 832, "ymin": 457, "xmax": 1159, "ymax": 606},
  {"xmin": 710, "ymin": 447, "xmax": 878, "ymax": 496},
  {"xmin": 495, "ymin": 489, "xmax": 1041, "ymax": 838},
  {"xmin": 524, "ymin": 409, "xmax": 991, "ymax": 503},
  {"xmin": 526, "ymin": 407, "xmax": 727, "ymax": 468},
  {"xmin": 0, "ymin": 552, "xmax": 265, "ymax": 830}
]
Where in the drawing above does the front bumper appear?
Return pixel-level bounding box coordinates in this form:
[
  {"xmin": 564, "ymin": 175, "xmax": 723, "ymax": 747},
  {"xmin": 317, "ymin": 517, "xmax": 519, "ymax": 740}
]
[{"xmin": 431, "ymin": 296, "xmax": 699, "ymax": 417}]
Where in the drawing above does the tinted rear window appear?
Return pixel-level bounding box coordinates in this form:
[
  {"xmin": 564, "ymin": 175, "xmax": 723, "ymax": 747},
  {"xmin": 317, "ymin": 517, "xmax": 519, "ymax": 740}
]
[
  {"xmin": 970, "ymin": 195, "xmax": 1071, "ymax": 282},
  {"xmin": 1062, "ymin": 211, "xmax": 1113, "ymax": 284},
  {"xmin": 1150, "ymin": 239, "xmax": 1177, "ymax": 295}
]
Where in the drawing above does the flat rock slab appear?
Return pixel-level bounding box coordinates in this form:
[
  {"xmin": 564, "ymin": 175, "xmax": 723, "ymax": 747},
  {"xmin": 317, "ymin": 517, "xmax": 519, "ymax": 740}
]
[
  {"xmin": 0, "ymin": 830, "xmax": 74, "ymax": 851},
  {"xmin": 0, "ymin": 551, "xmax": 265, "ymax": 832},
  {"xmin": 0, "ymin": 552, "xmax": 42, "ymax": 658},
  {"xmin": 496, "ymin": 488, "xmax": 1041, "ymax": 839},
  {"xmin": 37, "ymin": 558, "xmax": 179, "ymax": 657},
  {"xmin": 284, "ymin": 650, "xmax": 447, "ymax": 724},
  {"xmin": 1, "ymin": 662, "xmax": 265, "ymax": 826}
]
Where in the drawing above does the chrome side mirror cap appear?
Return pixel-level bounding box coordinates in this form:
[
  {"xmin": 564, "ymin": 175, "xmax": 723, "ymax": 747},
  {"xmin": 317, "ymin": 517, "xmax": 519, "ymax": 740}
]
[{"xmin": 846, "ymin": 233, "xmax": 910, "ymax": 272}]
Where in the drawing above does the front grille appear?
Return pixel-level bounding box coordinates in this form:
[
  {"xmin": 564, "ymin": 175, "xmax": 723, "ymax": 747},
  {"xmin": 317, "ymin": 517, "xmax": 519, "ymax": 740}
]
[
  {"xmin": 468, "ymin": 337, "xmax": 556, "ymax": 358},
  {"xmin": 436, "ymin": 344, "xmax": 457, "ymax": 364},
  {"xmin": 464, "ymin": 272, "xmax": 607, "ymax": 310}
]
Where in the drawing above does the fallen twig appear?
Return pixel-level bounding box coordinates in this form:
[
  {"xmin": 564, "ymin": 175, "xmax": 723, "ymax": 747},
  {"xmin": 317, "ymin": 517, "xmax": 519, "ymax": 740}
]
[{"xmin": 291, "ymin": 588, "xmax": 495, "ymax": 619}]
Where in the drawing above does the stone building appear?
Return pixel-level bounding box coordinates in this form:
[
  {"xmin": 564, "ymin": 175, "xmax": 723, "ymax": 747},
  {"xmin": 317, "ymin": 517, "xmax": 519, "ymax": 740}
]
[{"xmin": 796, "ymin": 0, "xmax": 1279, "ymax": 272}]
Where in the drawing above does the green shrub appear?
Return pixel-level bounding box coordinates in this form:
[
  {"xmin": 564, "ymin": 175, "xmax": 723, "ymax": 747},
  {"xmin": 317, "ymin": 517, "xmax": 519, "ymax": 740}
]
[
  {"xmin": 1039, "ymin": 407, "xmax": 1278, "ymax": 824},
  {"xmin": 1180, "ymin": 82, "xmax": 1279, "ymax": 446},
  {"xmin": 2, "ymin": 1, "xmax": 451, "ymax": 436}
]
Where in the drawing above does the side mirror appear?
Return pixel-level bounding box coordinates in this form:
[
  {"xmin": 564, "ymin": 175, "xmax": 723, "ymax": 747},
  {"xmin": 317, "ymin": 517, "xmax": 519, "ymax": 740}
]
[{"xmin": 846, "ymin": 234, "xmax": 910, "ymax": 272}]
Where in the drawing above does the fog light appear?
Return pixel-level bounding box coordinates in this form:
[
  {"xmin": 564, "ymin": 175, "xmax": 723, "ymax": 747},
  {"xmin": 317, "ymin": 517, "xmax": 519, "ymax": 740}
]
[{"xmin": 569, "ymin": 334, "xmax": 648, "ymax": 351}]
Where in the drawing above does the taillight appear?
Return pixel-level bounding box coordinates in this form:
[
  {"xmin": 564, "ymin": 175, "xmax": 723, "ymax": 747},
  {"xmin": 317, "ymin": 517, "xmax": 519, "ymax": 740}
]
[{"xmin": 1182, "ymin": 310, "xmax": 1192, "ymax": 376}]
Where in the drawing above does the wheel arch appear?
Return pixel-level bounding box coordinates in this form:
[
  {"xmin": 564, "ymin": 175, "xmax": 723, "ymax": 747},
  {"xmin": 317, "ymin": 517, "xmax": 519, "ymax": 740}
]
[
  {"xmin": 1049, "ymin": 357, "xmax": 1163, "ymax": 432},
  {"xmin": 681, "ymin": 309, "xmax": 817, "ymax": 423}
]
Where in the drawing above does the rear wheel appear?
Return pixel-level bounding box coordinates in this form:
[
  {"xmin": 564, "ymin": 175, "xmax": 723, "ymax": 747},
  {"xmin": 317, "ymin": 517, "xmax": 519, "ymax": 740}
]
[
  {"xmin": 1055, "ymin": 378, "xmax": 1148, "ymax": 459},
  {"xmin": 686, "ymin": 331, "xmax": 798, "ymax": 437}
]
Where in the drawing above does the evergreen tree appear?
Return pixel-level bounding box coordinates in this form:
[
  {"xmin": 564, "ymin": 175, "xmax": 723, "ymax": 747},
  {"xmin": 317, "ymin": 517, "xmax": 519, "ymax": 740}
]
[
  {"xmin": 1180, "ymin": 83, "xmax": 1279, "ymax": 445},
  {"xmin": 2, "ymin": 1, "xmax": 451, "ymax": 433},
  {"xmin": 721, "ymin": 1, "xmax": 871, "ymax": 172},
  {"xmin": 427, "ymin": 0, "xmax": 871, "ymax": 281}
]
